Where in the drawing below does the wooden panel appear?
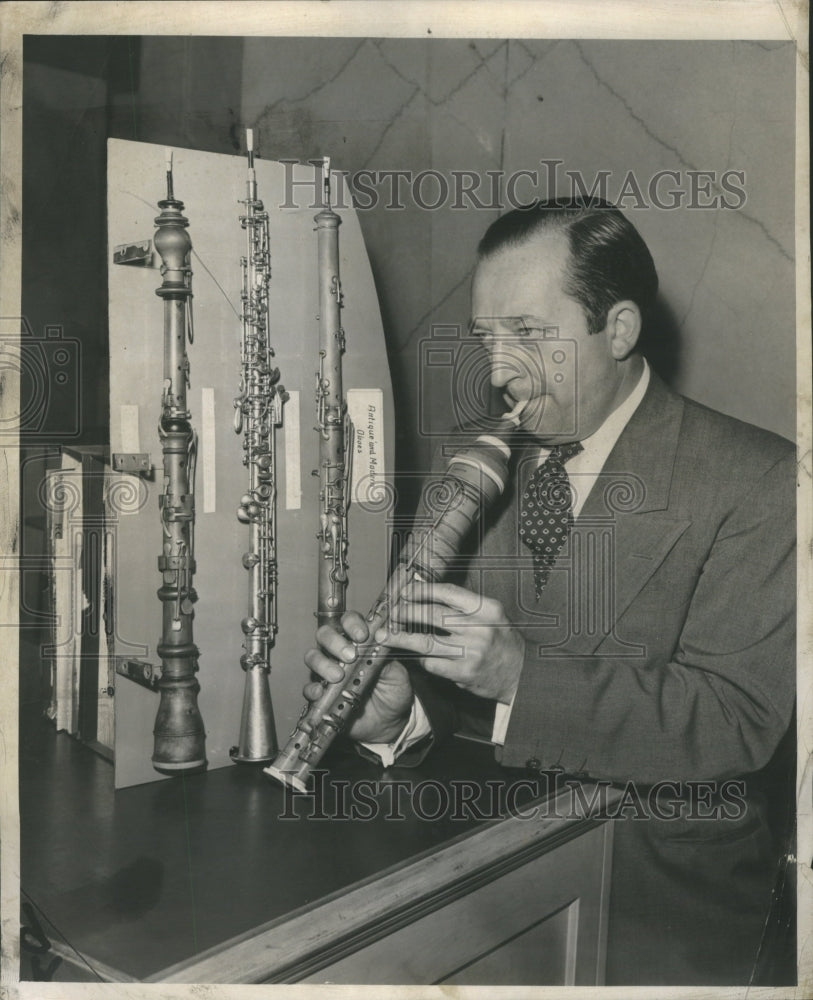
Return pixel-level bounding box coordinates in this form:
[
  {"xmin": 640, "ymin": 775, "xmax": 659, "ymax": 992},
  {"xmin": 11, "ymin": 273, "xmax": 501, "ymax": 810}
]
[
  {"xmin": 304, "ymin": 824, "xmax": 609, "ymax": 985},
  {"xmin": 443, "ymin": 901, "xmax": 577, "ymax": 985},
  {"xmin": 107, "ymin": 139, "xmax": 394, "ymax": 787},
  {"xmin": 148, "ymin": 784, "xmax": 616, "ymax": 984}
]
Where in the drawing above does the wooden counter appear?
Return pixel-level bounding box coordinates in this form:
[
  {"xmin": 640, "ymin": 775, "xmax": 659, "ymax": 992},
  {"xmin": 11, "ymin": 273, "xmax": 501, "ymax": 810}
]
[{"xmin": 20, "ymin": 710, "xmax": 618, "ymax": 985}]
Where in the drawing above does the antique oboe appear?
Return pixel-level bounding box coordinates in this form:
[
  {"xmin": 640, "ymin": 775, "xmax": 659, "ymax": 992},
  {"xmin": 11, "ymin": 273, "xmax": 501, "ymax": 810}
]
[
  {"xmin": 265, "ymin": 405, "xmax": 524, "ymax": 792},
  {"xmin": 152, "ymin": 150, "xmax": 207, "ymax": 774},
  {"xmin": 231, "ymin": 129, "xmax": 288, "ymax": 764},
  {"xmin": 314, "ymin": 157, "xmax": 352, "ymax": 630}
]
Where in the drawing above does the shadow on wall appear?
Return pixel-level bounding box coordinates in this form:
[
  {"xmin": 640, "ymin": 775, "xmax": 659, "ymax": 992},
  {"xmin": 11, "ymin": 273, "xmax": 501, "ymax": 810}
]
[{"xmin": 640, "ymin": 296, "xmax": 683, "ymax": 387}]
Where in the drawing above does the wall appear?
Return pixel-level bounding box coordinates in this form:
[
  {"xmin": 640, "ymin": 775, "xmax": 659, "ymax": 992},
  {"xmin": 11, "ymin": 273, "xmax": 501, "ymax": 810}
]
[
  {"xmin": 22, "ymin": 34, "xmax": 797, "ymax": 487},
  {"xmin": 241, "ymin": 38, "xmax": 796, "ymax": 477}
]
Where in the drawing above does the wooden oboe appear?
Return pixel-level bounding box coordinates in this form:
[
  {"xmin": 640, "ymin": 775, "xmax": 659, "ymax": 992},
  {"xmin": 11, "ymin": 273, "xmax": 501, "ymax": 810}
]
[
  {"xmin": 231, "ymin": 129, "xmax": 288, "ymax": 764},
  {"xmin": 314, "ymin": 157, "xmax": 352, "ymax": 630},
  {"xmin": 265, "ymin": 408, "xmax": 523, "ymax": 792},
  {"xmin": 152, "ymin": 150, "xmax": 207, "ymax": 774}
]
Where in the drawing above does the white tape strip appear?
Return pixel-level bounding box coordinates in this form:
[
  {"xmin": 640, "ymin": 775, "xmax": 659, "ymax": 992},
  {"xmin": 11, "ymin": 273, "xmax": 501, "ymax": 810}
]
[
  {"xmin": 119, "ymin": 405, "xmax": 140, "ymax": 455},
  {"xmin": 201, "ymin": 388, "xmax": 216, "ymax": 514},
  {"xmin": 284, "ymin": 390, "xmax": 302, "ymax": 510},
  {"xmin": 347, "ymin": 389, "xmax": 385, "ymax": 504}
]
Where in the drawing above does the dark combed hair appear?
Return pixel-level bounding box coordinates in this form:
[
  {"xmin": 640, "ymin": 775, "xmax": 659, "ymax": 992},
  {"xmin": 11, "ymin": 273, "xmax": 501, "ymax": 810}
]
[{"xmin": 477, "ymin": 197, "xmax": 659, "ymax": 335}]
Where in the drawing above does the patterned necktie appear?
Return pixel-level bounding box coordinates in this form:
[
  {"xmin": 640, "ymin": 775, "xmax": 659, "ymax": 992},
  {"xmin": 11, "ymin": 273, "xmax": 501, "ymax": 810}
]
[{"xmin": 519, "ymin": 441, "xmax": 584, "ymax": 598}]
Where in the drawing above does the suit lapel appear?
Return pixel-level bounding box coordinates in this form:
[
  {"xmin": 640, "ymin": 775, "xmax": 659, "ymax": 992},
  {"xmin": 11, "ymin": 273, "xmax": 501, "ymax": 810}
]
[{"xmin": 533, "ymin": 374, "xmax": 692, "ymax": 656}]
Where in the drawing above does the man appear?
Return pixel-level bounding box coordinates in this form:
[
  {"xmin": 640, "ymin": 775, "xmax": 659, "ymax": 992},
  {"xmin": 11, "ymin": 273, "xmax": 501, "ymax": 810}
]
[{"xmin": 305, "ymin": 199, "xmax": 796, "ymax": 985}]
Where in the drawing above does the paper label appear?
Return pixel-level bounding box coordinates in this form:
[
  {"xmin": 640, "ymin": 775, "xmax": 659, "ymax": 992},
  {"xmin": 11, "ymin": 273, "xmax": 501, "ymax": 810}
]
[
  {"xmin": 347, "ymin": 388, "xmax": 385, "ymax": 505},
  {"xmin": 284, "ymin": 390, "xmax": 302, "ymax": 510}
]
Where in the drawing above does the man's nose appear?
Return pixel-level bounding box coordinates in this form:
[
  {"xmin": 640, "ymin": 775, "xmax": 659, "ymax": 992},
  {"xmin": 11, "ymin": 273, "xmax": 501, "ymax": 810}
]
[{"xmin": 488, "ymin": 345, "xmax": 526, "ymax": 387}]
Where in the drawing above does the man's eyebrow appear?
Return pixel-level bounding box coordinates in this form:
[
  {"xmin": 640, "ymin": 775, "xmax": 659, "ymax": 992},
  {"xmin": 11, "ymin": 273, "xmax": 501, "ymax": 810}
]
[
  {"xmin": 469, "ymin": 315, "xmax": 549, "ymax": 333},
  {"xmin": 467, "ymin": 317, "xmax": 493, "ymax": 335},
  {"xmin": 514, "ymin": 315, "xmax": 550, "ymax": 329}
]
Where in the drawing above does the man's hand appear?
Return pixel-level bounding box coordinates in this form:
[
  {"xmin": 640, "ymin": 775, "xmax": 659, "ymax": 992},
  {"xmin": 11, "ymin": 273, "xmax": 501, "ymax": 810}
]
[
  {"xmin": 303, "ymin": 611, "xmax": 414, "ymax": 744},
  {"xmin": 384, "ymin": 580, "xmax": 525, "ymax": 704}
]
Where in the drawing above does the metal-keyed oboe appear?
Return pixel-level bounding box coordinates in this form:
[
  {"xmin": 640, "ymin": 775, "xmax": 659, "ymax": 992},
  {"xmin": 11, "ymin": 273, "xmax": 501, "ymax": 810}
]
[
  {"xmin": 152, "ymin": 150, "xmax": 207, "ymax": 774},
  {"xmin": 314, "ymin": 157, "xmax": 352, "ymax": 630},
  {"xmin": 265, "ymin": 407, "xmax": 523, "ymax": 792},
  {"xmin": 231, "ymin": 129, "xmax": 288, "ymax": 764}
]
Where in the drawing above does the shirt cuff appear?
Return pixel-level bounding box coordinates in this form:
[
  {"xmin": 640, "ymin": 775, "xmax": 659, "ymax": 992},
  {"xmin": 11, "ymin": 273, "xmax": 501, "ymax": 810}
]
[
  {"xmin": 361, "ymin": 695, "xmax": 433, "ymax": 767},
  {"xmin": 492, "ymin": 694, "xmax": 515, "ymax": 746}
]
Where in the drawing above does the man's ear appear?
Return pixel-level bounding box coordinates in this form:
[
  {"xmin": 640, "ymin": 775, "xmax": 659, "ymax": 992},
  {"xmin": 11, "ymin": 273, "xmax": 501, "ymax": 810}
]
[{"xmin": 605, "ymin": 300, "xmax": 641, "ymax": 360}]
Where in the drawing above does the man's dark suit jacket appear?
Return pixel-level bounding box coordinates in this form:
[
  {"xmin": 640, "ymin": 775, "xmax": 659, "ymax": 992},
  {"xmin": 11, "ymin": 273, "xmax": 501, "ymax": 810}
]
[{"xmin": 413, "ymin": 370, "xmax": 796, "ymax": 985}]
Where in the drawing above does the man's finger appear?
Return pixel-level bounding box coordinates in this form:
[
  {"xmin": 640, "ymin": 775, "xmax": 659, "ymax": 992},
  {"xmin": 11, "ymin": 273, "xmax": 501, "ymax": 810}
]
[
  {"xmin": 377, "ymin": 626, "xmax": 465, "ymax": 660},
  {"xmin": 340, "ymin": 610, "xmax": 370, "ymax": 643},
  {"xmin": 304, "ymin": 647, "xmax": 346, "ymax": 683},
  {"xmin": 315, "ymin": 624, "xmax": 359, "ymax": 663},
  {"xmin": 303, "ymin": 680, "xmax": 327, "ymax": 701},
  {"xmin": 391, "ymin": 600, "xmax": 461, "ymax": 634},
  {"xmin": 404, "ymin": 579, "xmax": 486, "ymax": 616}
]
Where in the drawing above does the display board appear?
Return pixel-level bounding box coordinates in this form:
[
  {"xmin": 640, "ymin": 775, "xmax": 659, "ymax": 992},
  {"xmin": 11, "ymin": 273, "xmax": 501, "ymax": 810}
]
[{"xmin": 107, "ymin": 139, "xmax": 394, "ymax": 788}]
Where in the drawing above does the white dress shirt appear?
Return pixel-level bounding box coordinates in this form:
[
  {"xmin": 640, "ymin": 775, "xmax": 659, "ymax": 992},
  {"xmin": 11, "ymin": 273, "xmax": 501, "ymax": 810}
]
[{"xmin": 366, "ymin": 360, "xmax": 651, "ymax": 764}]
